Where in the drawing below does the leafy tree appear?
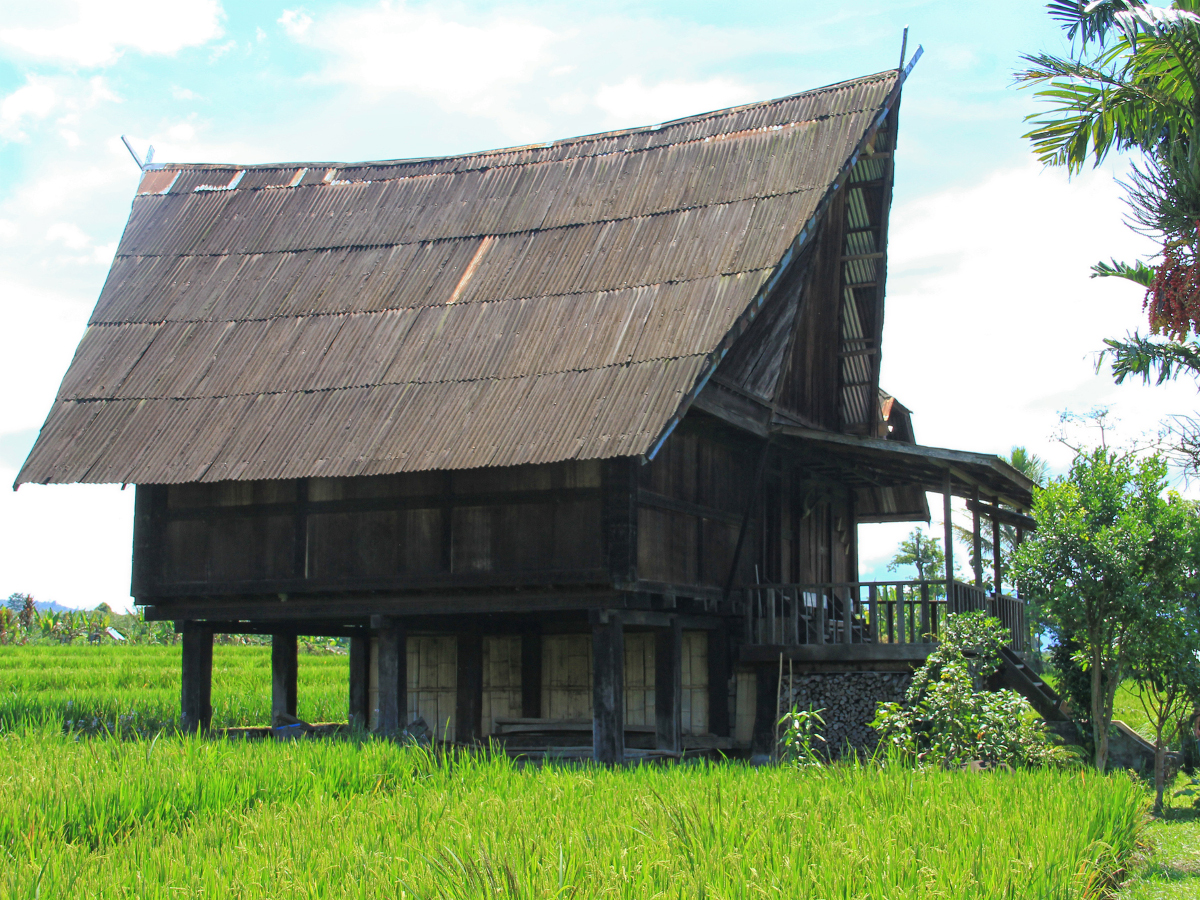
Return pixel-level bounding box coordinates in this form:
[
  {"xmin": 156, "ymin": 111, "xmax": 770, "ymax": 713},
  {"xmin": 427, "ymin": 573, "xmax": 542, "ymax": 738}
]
[
  {"xmin": 887, "ymin": 529, "xmax": 945, "ymax": 581},
  {"xmin": 1018, "ymin": 2, "xmax": 1200, "ymax": 388},
  {"xmin": 1126, "ymin": 492, "xmax": 1200, "ymax": 812},
  {"xmin": 1013, "ymin": 448, "xmax": 1176, "ymax": 771}
]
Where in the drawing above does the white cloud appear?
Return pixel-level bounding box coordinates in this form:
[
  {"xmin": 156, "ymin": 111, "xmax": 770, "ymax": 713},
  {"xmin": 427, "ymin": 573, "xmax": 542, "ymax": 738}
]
[
  {"xmin": 45, "ymin": 222, "xmax": 91, "ymax": 250},
  {"xmin": 881, "ymin": 161, "xmax": 1197, "ymax": 471},
  {"xmin": 0, "ymin": 78, "xmax": 56, "ymax": 140},
  {"xmin": 1, "ymin": 75, "xmax": 119, "ymax": 143},
  {"xmin": 0, "ymin": 0, "xmax": 225, "ymax": 68},
  {"xmin": 594, "ymin": 76, "xmax": 756, "ymax": 128},
  {"xmin": 279, "ymin": 1, "xmax": 558, "ymax": 115},
  {"xmin": 278, "ymin": 8, "xmax": 313, "ymax": 39}
]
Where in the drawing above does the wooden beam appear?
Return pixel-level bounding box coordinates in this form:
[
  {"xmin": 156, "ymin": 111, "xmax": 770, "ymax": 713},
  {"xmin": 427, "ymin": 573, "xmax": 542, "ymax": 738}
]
[
  {"xmin": 965, "ymin": 498, "xmax": 1038, "ymax": 532},
  {"xmin": 707, "ymin": 629, "xmax": 731, "ymax": 738},
  {"xmin": 520, "ymin": 631, "xmax": 542, "ymax": 718},
  {"xmin": 972, "ymin": 487, "xmax": 982, "ymax": 589},
  {"xmin": 180, "ymin": 622, "xmax": 213, "ymax": 733},
  {"xmin": 654, "ymin": 618, "xmax": 682, "ymax": 753},
  {"xmin": 456, "ymin": 632, "xmax": 483, "ymax": 744},
  {"xmin": 591, "ymin": 613, "xmax": 625, "ymax": 764},
  {"xmin": 993, "ymin": 510, "xmax": 1002, "ymax": 598},
  {"xmin": 374, "ymin": 617, "xmax": 407, "ymax": 736},
  {"xmin": 740, "ymin": 642, "xmax": 935, "ymax": 664},
  {"xmin": 271, "ymin": 633, "xmax": 298, "ymax": 722},
  {"xmin": 348, "ymin": 635, "xmax": 370, "ymax": 730}
]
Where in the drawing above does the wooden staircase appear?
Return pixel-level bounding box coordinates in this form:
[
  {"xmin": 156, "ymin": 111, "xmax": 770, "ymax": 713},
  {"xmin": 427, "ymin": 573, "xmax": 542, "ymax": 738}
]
[{"xmin": 993, "ymin": 646, "xmax": 1070, "ymax": 722}]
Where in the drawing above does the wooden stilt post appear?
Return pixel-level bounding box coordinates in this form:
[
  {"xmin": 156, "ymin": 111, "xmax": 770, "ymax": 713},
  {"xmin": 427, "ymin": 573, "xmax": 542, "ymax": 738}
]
[
  {"xmin": 520, "ymin": 630, "xmax": 542, "ymax": 719},
  {"xmin": 592, "ymin": 611, "xmax": 625, "ymax": 764},
  {"xmin": 943, "ymin": 470, "xmax": 954, "ymax": 610},
  {"xmin": 655, "ymin": 618, "xmax": 682, "ymax": 753},
  {"xmin": 707, "ymin": 629, "xmax": 731, "ymax": 737},
  {"xmin": 456, "ymin": 632, "xmax": 484, "ymax": 744},
  {"xmin": 348, "ymin": 635, "xmax": 370, "ymax": 730},
  {"xmin": 271, "ymin": 633, "xmax": 298, "ymax": 723},
  {"xmin": 374, "ymin": 617, "xmax": 406, "ymax": 736},
  {"xmin": 180, "ymin": 622, "xmax": 213, "ymax": 733}
]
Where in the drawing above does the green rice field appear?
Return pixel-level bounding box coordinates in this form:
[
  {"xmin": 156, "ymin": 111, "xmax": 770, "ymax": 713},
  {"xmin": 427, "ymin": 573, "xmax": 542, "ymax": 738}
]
[{"xmin": 0, "ymin": 645, "xmax": 1153, "ymax": 898}]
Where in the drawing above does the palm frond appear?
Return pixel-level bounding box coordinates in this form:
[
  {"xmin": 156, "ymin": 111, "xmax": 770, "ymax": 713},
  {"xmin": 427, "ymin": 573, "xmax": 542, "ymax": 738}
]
[
  {"xmin": 1101, "ymin": 332, "xmax": 1200, "ymax": 383},
  {"xmin": 1091, "ymin": 257, "xmax": 1158, "ymax": 285}
]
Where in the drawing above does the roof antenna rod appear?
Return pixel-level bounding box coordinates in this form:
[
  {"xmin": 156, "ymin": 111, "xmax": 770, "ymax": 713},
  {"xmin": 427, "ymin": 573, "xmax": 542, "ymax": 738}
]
[
  {"xmin": 120, "ymin": 135, "xmax": 154, "ymax": 172},
  {"xmin": 899, "ymin": 25, "xmax": 909, "ymax": 71}
]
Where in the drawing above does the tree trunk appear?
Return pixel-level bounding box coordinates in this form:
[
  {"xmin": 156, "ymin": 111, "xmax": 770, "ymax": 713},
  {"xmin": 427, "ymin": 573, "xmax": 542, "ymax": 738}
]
[
  {"xmin": 1154, "ymin": 724, "xmax": 1167, "ymax": 816},
  {"xmin": 1091, "ymin": 644, "xmax": 1109, "ymax": 772}
]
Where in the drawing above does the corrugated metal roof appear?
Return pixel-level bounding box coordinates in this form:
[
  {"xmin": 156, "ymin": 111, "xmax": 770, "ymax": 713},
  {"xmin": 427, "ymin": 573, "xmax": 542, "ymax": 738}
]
[{"xmin": 18, "ymin": 70, "xmax": 901, "ymax": 486}]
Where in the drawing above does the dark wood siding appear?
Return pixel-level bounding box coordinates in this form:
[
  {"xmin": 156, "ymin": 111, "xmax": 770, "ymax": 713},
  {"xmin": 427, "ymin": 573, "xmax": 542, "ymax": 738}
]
[
  {"xmin": 144, "ymin": 460, "xmax": 605, "ymax": 596},
  {"xmin": 637, "ymin": 423, "xmax": 756, "ymax": 589}
]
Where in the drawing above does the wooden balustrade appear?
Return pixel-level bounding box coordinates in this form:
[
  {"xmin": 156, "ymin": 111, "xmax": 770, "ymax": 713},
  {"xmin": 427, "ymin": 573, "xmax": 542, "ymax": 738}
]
[{"xmin": 738, "ymin": 580, "xmax": 1026, "ymax": 651}]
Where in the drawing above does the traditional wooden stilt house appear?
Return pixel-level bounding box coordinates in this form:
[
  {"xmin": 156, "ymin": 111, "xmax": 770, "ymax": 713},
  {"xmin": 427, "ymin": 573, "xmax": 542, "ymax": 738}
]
[{"xmin": 17, "ymin": 63, "xmax": 1042, "ymax": 760}]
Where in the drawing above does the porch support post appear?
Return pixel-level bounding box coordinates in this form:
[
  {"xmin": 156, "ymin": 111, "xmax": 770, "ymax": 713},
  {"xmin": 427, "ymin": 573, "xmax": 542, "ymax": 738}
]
[
  {"xmin": 943, "ymin": 470, "xmax": 954, "ymax": 608},
  {"xmin": 271, "ymin": 632, "xmax": 298, "ymax": 722},
  {"xmin": 655, "ymin": 618, "xmax": 682, "ymax": 753},
  {"xmin": 992, "ymin": 510, "xmax": 1003, "ymax": 598},
  {"xmin": 971, "ymin": 487, "xmax": 983, "ymax": 589},
  {"xmin": 520, "ymin": 630, "xmax": 542, "ymax": 719},
  {"xmin": 456, "ymin": 632, "xmax": 484, "ymax": 743},
  {"xmin": 592, "ymin": 611, "xmax": 625, "ymax": 764},
  {"xmin": 374, "ymin": 617, "xmax": 407, "ymax": 735},
  {"xmin": 707, "ymin": 629, "xmax": 731, "ymax": 737},
  {"xmin": 180, "ymin": 622, "xmax": 213, "ymax": 733},
  {"xmin": 348, "ymin": 635, "xmax": 370, "ymax": 729}
]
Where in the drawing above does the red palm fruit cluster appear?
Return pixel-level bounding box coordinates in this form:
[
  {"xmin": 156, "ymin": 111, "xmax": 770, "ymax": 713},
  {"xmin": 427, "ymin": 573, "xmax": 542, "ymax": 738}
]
[{"xmin": 1146, "ymin": 243, "xmax": 1200, "ymax": 339}]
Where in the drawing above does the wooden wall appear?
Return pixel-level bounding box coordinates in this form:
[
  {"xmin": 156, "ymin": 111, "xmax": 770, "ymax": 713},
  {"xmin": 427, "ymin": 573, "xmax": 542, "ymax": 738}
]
[
  {"xmin": 636, "ymin": 424, "xmax": 756, "ymax": 588},
  {"xmin": 366, "ymin": 631, "xmax": 710, "ymax": 738},
  {"xmin": 139, "ymin": 460, "xmax": 608, "ymax": 594}
]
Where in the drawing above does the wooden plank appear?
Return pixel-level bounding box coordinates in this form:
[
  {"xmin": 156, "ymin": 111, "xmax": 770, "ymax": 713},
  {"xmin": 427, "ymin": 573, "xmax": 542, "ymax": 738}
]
[
  {"xmin": 655, "ymin": 619, "xmax": 682, "ymax": 752},
  {"xmin": 868, "ymin": 584, "xmax": 879, "ymax": 642},
  {"xmin": 456, "ymin": 632, "xmax": 483, "ymax": 743},
  {"xmin": 591, "ymin": 613, "xmax": 625, "ymax": 764},
  {"xmin": 520, "ymin": 631, "xmax": 542, "ymax": 718},
  {"xmin": 271, "ymin": 632, "xmax": 298, "ymax": 721},
  {"xmin": 374, "ymin": 617, "xmax": 406, "ymax": 735},
  {"xmin": 348, "ymin": 635, "xmax": 370, "ymax": 729},
  {"xmin": 180, "ymin": 622, "xmax": 213, "ymax": 733}
]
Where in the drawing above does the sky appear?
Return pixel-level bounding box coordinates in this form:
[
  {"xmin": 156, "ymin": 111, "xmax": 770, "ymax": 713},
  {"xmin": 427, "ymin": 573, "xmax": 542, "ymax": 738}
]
[{"xmin": 1, "ymin": 0, "xmax": 1197, "ymax": 610}]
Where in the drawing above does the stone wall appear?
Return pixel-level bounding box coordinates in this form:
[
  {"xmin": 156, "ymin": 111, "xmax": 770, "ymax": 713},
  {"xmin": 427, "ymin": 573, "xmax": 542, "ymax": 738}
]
[{"xmin": 781, "ymin": 672, "xmax": 911, "ymax": 757}]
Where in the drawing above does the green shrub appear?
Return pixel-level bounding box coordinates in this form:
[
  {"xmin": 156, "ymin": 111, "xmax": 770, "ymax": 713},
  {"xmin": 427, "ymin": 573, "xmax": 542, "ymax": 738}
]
[{"xmin": 872, "ymin": 612, "xmax": 1070, "ymax": 768}]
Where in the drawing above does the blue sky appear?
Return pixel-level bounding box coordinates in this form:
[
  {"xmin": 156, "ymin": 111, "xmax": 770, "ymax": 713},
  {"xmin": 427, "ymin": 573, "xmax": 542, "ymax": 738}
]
[{"xmin": 1, "ymin": 0, "xmax": 1196, "ymax": 608}]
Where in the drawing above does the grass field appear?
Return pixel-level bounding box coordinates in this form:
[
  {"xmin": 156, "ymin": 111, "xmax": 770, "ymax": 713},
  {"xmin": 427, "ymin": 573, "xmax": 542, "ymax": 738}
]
[
  {"xmin": 0, "ymin": 644, "xmax": 348, "ymax": 732},
  {"xmin": 0, "ymin": 645, "xmax": 1154, "ymax": 899}
]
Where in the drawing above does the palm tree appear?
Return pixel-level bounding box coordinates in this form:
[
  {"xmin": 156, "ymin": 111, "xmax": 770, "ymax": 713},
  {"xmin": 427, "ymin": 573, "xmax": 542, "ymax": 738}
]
[{"xmin": 1019, "ymin": 1, "xmax": 1200, "ymax": 383}]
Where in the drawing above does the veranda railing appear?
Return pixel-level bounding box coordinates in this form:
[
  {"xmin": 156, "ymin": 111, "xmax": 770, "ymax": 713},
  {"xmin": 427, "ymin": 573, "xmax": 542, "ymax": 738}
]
[{"xmin": 738, "ymin": 580, "xmax": 1025, "ymax": 651}]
